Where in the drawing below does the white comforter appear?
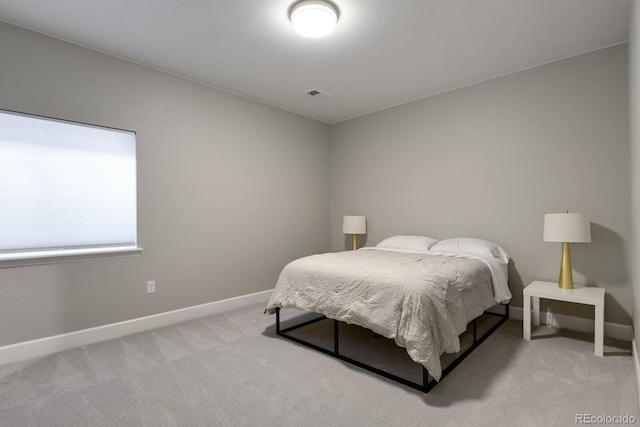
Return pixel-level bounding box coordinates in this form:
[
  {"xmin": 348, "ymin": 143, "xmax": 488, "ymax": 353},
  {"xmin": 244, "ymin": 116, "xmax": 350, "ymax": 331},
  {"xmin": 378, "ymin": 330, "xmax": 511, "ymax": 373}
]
[{"xmin": 266, "ymin": 248, "xmax": 509, "ymax": 380}]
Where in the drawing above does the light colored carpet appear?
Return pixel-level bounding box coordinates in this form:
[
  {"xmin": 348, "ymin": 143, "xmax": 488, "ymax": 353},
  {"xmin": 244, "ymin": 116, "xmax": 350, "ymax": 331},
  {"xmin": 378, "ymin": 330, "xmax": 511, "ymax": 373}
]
[{"xmin": 0, "ymin": 303, "xmax": 637, "ymax": 426}]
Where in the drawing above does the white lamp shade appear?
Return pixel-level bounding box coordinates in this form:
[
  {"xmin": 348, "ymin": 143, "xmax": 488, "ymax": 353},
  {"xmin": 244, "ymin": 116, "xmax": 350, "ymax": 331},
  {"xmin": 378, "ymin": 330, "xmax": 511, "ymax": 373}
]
[
  {"xmin": 343, "ymin": 215, "xmax": 366, "ymax": 234},
  {"xmin": 290, "ymin": 0, "xmax": 338, "ymax": 38},
  {"xmin": 543, "ymin": 213, "xmax": 591, "ymax": 243}
]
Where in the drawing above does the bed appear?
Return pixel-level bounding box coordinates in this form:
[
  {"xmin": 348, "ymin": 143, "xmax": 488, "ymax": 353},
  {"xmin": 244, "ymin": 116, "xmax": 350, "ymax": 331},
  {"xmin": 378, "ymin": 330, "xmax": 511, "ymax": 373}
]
[{"xmin": 266, "ymin": 236, "xmax": 512, "ymax": 391}]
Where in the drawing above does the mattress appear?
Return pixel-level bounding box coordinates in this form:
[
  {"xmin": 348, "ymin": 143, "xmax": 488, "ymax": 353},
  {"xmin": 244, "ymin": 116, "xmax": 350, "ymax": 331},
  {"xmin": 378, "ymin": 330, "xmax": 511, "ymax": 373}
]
[{"xmin": 266, "ymin": 248, "xmax": 510, "ymax": 380}]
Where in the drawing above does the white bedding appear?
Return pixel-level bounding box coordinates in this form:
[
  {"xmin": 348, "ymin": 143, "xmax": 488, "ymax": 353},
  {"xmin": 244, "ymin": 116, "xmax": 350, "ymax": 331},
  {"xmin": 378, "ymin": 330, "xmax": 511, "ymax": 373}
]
[{"xmin": 266, "ymin": 248, "xmax": 510, "ymax": 380}]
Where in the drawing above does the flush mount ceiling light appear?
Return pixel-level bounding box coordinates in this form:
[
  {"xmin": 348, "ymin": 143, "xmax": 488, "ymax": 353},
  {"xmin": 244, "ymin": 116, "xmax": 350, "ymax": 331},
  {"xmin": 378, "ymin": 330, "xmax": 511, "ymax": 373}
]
[{"xmin": 290, "ymin": 0, "xmax": 338, "ymax": 38}]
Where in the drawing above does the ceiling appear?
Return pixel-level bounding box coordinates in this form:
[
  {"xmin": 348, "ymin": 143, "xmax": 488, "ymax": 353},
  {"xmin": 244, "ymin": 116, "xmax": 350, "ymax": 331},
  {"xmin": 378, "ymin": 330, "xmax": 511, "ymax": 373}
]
[{"xmin": 0, "ymin": 0, "xmax": 630, "ymax": 124}]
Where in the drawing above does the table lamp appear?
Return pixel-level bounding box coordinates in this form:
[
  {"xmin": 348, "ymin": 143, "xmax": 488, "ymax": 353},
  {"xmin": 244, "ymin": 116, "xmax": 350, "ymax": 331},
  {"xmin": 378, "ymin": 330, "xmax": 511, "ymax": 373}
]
[
  {"xmin": 543, "ymin": 211, "xmax": 591, "ymax": 289},
  {"xmin": 343, "ymin": 215, "xmax": 366, "ymax": 250}
]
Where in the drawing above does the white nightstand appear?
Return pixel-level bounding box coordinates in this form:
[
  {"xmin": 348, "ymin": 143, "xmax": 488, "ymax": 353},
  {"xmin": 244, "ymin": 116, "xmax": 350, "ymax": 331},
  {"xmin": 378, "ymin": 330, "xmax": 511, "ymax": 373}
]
[{"xmin": 523, "ymin": 280, "xmax": 604, "ymax": 357}]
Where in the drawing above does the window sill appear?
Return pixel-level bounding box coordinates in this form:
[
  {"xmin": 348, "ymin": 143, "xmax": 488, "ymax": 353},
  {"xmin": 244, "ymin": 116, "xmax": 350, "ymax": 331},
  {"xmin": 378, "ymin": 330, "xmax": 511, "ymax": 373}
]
[{"xmin": 0, "ymin": 246, "xmax": 143, "ymax": 268}]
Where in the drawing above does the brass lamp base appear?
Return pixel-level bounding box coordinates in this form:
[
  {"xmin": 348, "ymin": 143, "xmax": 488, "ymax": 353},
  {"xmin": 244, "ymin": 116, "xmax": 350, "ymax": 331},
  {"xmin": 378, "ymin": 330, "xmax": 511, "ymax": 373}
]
[
  {"xmin": 558, "ymin": 242, "xmax": 574, "ymax": 289},
  {"xmin": 352, "ymin": 234, "xmax": 357, "ymax": 250}
]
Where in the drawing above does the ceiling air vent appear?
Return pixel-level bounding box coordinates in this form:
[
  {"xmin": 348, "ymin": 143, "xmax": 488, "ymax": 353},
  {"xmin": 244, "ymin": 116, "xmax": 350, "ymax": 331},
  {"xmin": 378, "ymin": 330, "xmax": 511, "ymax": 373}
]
[{"xmin": 306, "ymin": 89, "xmax": 330, "ymax": 97}]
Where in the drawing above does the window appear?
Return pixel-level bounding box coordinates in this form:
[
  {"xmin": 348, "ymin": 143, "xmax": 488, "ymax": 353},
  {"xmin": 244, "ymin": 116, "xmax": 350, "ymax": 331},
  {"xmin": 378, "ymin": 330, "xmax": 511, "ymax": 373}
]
[{"xmin": 0, "ymin": 109, "xmax": 141, "ymax": 266}]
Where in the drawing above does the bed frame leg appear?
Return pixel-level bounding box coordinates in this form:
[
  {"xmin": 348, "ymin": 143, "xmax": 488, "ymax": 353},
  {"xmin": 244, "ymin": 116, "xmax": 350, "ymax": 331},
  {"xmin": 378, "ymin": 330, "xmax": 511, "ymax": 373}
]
[
  {"xmin": 422, "ymin": 367, "xmax": 430, "ymax": 391},
  {"xmin": 334, "ymin": 319, "xmax": 340, "ymax": 355},
  {"xmin": 473, "ymin": 318, "xmax": 477, "ymax": 344},
  {"xmin": 276, "ymin": 307, "xmax": 280, "ymax": 334}
]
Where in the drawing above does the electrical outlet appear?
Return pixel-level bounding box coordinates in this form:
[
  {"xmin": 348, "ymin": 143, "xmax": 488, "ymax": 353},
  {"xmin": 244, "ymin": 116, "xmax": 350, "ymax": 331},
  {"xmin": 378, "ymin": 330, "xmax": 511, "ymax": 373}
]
[
  {"xmin": 147, "ymin": 281, "xmax": 156, "ymax": 294},
  {"xmin": 545, "ymin": 308, "xmax": 558, "ymax": 328}
]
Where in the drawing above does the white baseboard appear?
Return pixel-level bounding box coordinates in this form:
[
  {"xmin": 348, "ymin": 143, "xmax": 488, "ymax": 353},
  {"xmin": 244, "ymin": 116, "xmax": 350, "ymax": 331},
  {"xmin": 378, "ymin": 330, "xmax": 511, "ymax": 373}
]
[
  {"xmin": 0, "ymin": 289, "xmax": 272, "ymax": 366},
  {"xmin": 509, "ymin": 306, "xmax": 633, "ymax": 342},
  {"xmin": 2, "ymin": 298, "xmax": 631, "ymax": 367},
  {"xmin": 633, "ymin": 340, "xmax": 640, "ymax": 408}
]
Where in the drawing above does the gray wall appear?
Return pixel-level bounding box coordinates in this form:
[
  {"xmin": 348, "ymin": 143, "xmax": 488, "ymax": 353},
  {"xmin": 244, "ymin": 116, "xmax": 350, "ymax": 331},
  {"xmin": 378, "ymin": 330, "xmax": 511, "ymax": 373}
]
[
  {"xmin": 330, "ymin": 44, "xmax": 631, "ymax": 325},
  {"xmin": 0, "ymin": 19, "xmax": 633, "ymax": 348},
  {"xmin": 630, "ymin": 0, "xmax": 640, "ymax": 344},
  {"xmin": 0, "ymin": 22, "xmax": 331, "ymax": 346}
]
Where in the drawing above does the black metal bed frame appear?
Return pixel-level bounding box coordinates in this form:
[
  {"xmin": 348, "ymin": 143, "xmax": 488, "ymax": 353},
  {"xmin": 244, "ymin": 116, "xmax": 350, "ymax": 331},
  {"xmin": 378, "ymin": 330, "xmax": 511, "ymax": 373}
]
[{"xmin": 275, "ymin": 304, "xmax": 509, "ymax": 392}]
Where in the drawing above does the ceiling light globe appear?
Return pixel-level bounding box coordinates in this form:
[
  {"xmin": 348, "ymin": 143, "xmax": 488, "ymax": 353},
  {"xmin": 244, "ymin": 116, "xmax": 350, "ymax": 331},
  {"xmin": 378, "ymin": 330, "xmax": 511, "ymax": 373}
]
[{"xmin": 290, "ymin": 1, "xmax": 338, "ymax": 38}]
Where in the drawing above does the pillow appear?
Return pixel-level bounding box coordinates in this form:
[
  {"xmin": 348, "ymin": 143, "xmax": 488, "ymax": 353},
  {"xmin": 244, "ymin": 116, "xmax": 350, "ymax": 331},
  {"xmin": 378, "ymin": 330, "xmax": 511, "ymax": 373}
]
[
  {"xmin": 430, "ymin": 237, "xmax": 510, "ymax": 264},
  {"xmin": 376, "ymin": 235, "xmax": 439, "ymax": 251}
]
